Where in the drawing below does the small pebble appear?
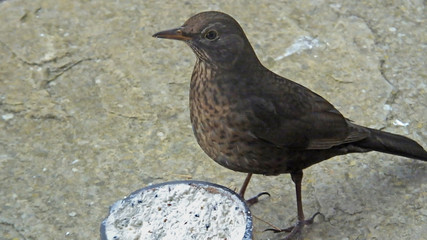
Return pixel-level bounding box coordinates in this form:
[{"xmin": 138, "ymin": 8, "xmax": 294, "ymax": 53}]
[{"xmin": 2, "ymin": 113, "xmax": 14, "ymax": 121}]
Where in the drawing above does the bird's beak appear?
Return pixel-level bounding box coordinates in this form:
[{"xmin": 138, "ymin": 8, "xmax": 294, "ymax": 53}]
[{"xmin": 152, "ymin": 27, "xmax": 192, "ymax": 41}]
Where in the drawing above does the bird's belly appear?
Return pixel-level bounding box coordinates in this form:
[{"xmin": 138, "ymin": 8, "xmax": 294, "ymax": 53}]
[{"xmin": 190, "ymin": 109, "xmax": 292, "ymax": 174}]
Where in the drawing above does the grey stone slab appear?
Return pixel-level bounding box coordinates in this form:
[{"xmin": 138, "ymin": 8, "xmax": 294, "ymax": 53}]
[{"xmin": 0, "ymin": 0, "xmax": 425, "ymax": 239}]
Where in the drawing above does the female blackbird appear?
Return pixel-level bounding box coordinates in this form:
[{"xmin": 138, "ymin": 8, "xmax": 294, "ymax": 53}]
[{"xmin": 153, "ymin": 11, "xmax": 427, "ymax": 239}]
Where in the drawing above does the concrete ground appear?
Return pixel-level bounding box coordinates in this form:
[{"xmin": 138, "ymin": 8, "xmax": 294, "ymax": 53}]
[{"xmin": 0, "ymin": 0, "xmax": 426, "ymax": 239}]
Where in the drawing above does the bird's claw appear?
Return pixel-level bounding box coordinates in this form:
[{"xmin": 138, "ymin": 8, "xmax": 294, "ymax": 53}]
[
  {"xmin": 245, "ymin": 191, "xmax": 271, "ymax": 206},
  {"xmin": 264, "ymin": 212, "xmax": 323, "ymax": 239}
]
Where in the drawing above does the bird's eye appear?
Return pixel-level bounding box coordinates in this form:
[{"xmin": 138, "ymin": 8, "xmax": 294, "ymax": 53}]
[{"xmin": 204, "ymin": 30, "xmax": 218, "ymax": 40}]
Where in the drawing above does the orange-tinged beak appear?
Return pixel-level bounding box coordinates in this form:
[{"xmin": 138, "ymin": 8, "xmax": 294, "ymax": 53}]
[{"xmin": 152, "ymin": 27, "xmax": 192, "ymax": 41}]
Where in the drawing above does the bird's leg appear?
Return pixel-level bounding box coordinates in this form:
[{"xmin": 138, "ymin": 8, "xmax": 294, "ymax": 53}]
[
  {"xmin": 238, "ymin": 173, "xmax": 252, "ymax": 197},
  {"xmin": 265, "ymin": 170, "xmax": 322, "ymax": 239},
  {"xmin": 239, "ymin": 173, "xmax": 270, "ymax": 206}
]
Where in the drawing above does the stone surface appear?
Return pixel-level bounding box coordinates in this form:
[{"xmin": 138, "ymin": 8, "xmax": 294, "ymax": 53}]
[{"xmin": 0, "ymin": 0, "xmax": 425, "ymax": 240}]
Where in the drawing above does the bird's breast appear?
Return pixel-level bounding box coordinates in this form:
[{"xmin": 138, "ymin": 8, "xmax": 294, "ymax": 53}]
[
  {"xmin": 188, "ymin": 61, "xmax": 288, "ymax": 173},
  {"xmin": 189, "ymin": 63, "xmax": 234, "ymax": 160}
]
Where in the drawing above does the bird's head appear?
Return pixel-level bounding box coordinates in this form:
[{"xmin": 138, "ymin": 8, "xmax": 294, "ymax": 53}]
[{"xmin": 153, "ymin": 11, "xmax": 260, "ymax": 70}]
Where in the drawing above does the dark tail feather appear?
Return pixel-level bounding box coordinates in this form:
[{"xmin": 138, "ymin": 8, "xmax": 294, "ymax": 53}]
[{"xmin": 356, "ymin": 127, "xmax": 427, "ymax": 161}]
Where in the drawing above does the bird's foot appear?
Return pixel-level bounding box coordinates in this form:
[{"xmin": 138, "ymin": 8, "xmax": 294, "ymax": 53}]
[
  {"xmin": 265, "ymin": 212, "xmax": 322, "ymax": 239},
  {"xmin": 245, "ymin": 192, "xmax": 270, "ymax": 206}
]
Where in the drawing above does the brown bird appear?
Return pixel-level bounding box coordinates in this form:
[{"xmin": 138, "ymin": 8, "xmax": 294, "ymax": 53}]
[{"xmin": 153, "ymin": 11, "xmax": 427, "ymax": 239}]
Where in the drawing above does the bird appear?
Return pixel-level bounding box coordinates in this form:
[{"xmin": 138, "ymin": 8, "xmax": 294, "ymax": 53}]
[{"xmin": 153, "ymin": 11, "xmax": 427, "ymax": 239}]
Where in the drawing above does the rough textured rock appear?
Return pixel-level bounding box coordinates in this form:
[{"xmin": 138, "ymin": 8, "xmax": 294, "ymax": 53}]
[{"xmin": 0, "ymin": 0, "xmax": 425, "ymax": 239}]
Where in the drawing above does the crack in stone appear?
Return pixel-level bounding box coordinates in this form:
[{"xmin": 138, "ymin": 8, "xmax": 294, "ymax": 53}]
[
  {"xmin": 312, "ymin": 191, "xmax": 323, "ymax": 215},
  {"xmin": 379, "ymin": 59, "xmax": 400, "ymax": 125},
  {"xmin": 379, "ymin": 59, "xmax": 394, "ymax": 87},
  {"xmin": 0, "ymin": 40, "xmax": 72, "ymax": 67},
  {"xmin": 29, "ymin": 112, "xmax": 69, "ymax": 121},
  {"xmin": 382, "ymin": 89, "xmax": 401, "ymax": 126},
  {"xmin": 0, "ymin": 40, "xmax": 108, "ymax": 88},
  {"xmin": 0, "ymin": 220, "xmax": 28, "ymax": 240},
  {"xmin": 335, "ymin": 206, "xmax": 364, "ymax": 216},
  {"xmin": 41, "ymin": 55, "xmax": 111, "ymax": 120},
  {"xmin": 42, "ymin": 57, "xmax": 95, "ymax": 87},
  {"xmin": 105, "ymin": 109, "xmax": 147, "ymax": 121},
  {"xmin": 343, "ymin": 13, "xmax": 401, "ymax": 128},
  {"xmin": 346, "ymin": 14, "xmax": 396, "ymax": 88},
  {"xmin": 1, "ymin": 40, "xmax": 110, "ymax": 120}
]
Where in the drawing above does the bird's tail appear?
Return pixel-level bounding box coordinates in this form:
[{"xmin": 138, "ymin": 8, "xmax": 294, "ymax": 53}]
[{"xmin": 355, "ymin": 127, "xmax": 427, "ymax": 161}]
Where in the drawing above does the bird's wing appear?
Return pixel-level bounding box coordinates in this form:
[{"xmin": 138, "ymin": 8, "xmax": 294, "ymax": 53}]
[{"xmin": 244, "ymin": 72, "xmax": 369, "ymax": 150}]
